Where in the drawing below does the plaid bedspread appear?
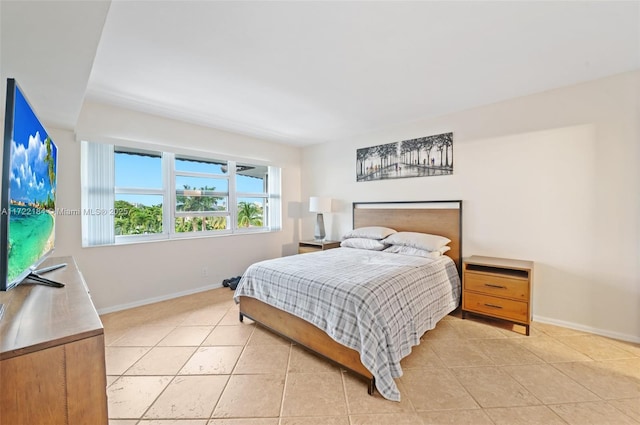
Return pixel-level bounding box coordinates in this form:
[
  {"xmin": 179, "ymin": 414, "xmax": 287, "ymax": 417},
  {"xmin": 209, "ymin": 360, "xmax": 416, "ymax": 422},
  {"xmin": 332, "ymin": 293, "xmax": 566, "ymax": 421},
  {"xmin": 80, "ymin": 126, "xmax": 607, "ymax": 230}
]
[{"xmin": 233, "ymin": 247, "xmax": 461, "ymax": 401}]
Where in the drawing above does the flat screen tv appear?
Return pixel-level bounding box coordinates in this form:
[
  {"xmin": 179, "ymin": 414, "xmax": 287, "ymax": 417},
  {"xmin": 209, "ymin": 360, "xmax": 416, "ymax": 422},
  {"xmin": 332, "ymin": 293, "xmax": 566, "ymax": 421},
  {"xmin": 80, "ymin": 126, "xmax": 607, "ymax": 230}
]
[{"xmin": 1, "ymin": 78, "xmax": 63, "ymax": 291}]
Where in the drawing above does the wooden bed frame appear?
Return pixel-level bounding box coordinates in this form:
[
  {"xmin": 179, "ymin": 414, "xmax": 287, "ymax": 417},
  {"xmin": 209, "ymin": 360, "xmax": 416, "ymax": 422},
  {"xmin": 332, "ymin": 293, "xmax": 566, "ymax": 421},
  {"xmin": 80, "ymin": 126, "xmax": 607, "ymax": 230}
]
[{"xmin": 239, "ymin": 200, "xmax": 462, "ymax": 395}]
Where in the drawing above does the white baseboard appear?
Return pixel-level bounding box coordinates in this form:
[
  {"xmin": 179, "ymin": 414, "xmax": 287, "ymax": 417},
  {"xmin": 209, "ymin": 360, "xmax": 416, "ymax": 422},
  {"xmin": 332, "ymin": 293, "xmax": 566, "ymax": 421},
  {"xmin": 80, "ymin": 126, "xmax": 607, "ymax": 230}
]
[
  {"xmin": 533, "ymin": 314, "xmax": 640, "ymax": 344},
  {"xmin": 96, "ymin": 283, "xmax": 225, "ymax": 315}
]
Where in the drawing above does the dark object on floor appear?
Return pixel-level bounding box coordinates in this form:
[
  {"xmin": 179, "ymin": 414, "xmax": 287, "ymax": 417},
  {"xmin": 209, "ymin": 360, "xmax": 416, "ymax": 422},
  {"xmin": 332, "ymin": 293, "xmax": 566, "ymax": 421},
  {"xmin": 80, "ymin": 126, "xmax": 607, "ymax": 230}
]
[{"xmin": 222, "ymin": 276, "xmax": 242, "ymax": 290}]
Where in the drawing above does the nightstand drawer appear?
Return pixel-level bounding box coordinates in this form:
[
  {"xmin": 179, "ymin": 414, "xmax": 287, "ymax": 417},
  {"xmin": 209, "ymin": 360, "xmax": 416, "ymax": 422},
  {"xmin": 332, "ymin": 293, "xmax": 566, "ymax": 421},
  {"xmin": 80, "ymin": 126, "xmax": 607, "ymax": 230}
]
[
  {"xmin": 463, "ymin": 291, "xmax": 528, "ymax": 323},
  {"xmin": 464, "ymin": 272, "xmax": 528, "ymax": 300}
]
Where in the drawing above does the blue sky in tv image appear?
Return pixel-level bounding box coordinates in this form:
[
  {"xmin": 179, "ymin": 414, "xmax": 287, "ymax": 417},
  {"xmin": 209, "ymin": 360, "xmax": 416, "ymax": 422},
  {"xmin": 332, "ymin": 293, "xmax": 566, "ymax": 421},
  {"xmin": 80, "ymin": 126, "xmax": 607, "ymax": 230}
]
[{"xmin": 9, "ymin": 85, "xmax": 57, "ymax": 208}]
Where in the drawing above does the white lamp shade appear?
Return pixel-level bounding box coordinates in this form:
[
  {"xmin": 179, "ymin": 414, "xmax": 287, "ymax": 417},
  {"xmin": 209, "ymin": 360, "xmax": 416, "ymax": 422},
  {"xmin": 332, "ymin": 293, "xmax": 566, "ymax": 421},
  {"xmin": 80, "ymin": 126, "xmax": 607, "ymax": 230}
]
[{"xmin": 309, "ymin": 197, "xmax": 332, "ymax": 213}]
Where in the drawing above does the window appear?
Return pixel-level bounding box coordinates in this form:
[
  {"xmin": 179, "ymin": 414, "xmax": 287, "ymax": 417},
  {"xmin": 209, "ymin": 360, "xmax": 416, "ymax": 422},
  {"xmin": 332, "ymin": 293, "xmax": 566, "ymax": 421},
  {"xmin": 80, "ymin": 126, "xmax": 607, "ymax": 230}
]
[
  {"xmin": 114, "ymin": 149, "xmax": 164, "ymax": 237},
  {"xmin": 81, "ymin": 141, "xmax": 281, "ymax": 246},
  {"xmin": 236, "ymin": 163, "xmax": 269, "ymax": 229},
  {"xmin": 174, "ymin": 156, "xmax": 229, "ymax": 234}
]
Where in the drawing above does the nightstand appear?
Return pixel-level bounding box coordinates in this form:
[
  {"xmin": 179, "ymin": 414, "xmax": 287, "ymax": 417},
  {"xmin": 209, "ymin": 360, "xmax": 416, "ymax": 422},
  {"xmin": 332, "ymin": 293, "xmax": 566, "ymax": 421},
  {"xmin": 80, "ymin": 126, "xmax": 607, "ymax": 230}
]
[
  {"xmin": 462, "ymin": 255, "xmax": 534, "ymax": 335},
  {"xmin": 298, "ymin": 240, "xmax": 341, "ymax": 254}
]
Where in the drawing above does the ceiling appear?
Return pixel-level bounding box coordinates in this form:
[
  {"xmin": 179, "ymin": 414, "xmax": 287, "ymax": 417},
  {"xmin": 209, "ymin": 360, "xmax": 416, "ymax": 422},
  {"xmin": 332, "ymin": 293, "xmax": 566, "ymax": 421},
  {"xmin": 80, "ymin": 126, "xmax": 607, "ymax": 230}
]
[{"xmin": 2, "ymin": 1, "xmax": 639, "ymax": 147}]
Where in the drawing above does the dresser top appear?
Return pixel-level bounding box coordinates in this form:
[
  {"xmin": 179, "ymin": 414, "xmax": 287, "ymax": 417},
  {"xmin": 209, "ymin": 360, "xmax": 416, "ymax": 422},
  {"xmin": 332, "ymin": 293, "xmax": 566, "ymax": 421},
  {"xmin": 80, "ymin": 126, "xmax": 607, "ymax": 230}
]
[{"xmin": 0, "ymin": 256, "xmax": 103, "ymax": 360}]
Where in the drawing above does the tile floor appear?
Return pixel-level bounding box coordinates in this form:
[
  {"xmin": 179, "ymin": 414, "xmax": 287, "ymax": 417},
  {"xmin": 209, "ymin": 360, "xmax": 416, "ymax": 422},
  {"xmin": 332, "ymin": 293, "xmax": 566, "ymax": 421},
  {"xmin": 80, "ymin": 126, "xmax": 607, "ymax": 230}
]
[{"xmin": 102, "ymin": 287, "xmax": 640, "ymax": 425}]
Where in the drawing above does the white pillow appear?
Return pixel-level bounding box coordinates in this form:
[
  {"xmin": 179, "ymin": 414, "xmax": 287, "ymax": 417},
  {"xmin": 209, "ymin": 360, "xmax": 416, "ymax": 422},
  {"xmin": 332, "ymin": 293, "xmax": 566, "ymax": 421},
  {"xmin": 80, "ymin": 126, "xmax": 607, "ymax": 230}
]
[
  {"xmin": 340, "ymin": 238, "xmax": 387, "ymax": 251},
  {"xmin": 384, "ymin": 245, "xmax": 450, "ymax": 258},
  {"xmin": 383, "ymin": 231, "xmax": 451, "ymax": 251},
  {"xmin": 342, "ymin": 226, "xmax": 397, "ymax": 240}
]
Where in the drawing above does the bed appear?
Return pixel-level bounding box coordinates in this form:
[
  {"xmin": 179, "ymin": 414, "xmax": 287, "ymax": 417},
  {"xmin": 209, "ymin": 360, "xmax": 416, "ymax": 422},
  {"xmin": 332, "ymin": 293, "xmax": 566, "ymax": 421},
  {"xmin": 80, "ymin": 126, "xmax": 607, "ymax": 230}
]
[{"xmin": 234, "ymin": 200, "xmax": 462, "ymax": 401}]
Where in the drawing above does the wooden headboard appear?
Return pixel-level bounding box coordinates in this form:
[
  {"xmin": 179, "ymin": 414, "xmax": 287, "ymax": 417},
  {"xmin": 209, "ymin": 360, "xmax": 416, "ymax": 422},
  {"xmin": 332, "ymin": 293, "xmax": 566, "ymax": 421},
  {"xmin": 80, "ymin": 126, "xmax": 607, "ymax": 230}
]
[{"xmin": 353, "ymin": 201, "xmax": 462, "ymax": 275}]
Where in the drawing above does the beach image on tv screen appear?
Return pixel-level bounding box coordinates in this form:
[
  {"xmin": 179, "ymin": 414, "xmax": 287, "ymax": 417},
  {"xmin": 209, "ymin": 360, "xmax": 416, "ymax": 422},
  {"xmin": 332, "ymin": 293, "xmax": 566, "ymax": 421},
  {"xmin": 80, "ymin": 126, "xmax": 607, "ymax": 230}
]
[{"xmin": 7, "ymin": 86, "xmax": 57, "ymax": 283}]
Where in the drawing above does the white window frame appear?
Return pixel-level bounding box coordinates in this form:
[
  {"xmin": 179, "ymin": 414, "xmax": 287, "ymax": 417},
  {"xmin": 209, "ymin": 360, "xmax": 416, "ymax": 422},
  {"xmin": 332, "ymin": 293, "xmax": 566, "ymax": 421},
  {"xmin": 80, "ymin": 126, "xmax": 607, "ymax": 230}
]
[
  {"xmin": 81, "ymin": 140, "xmax": 281, "ymax": 247},
  {"xmin": 234, "ymin": 162, "xmax": 270, "ymax": 234},
  {"xmin": 114, "ymin": 147, "xmax": 166, "ymax": 244},
  {"xmin": 172, "ymin": 154, "xmax": 233, "ymax": 238}
]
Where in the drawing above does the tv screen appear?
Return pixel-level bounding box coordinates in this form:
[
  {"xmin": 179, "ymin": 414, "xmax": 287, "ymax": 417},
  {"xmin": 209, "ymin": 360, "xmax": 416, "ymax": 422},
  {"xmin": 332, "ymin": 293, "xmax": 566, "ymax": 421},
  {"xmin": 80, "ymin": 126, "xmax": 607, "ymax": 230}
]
[{"xmin": 1, "ymin": 78, "xmax": 58, "ymax": 291}]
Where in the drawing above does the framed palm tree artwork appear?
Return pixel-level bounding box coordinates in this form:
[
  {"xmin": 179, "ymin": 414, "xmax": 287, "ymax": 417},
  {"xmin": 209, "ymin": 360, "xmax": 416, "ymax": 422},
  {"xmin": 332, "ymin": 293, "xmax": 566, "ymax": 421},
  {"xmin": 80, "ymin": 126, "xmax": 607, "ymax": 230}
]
[{"xmin": 356, "ymin": 132, "xmax": 453, "ymax": 182}]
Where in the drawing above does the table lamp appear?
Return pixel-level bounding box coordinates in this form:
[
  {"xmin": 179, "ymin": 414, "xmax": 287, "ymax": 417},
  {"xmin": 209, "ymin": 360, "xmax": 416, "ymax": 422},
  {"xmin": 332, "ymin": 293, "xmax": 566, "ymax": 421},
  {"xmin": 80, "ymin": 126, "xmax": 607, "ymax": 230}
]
[{"xmin": 309, "ymin": 196, "xmax": 332, "ymax": 240}]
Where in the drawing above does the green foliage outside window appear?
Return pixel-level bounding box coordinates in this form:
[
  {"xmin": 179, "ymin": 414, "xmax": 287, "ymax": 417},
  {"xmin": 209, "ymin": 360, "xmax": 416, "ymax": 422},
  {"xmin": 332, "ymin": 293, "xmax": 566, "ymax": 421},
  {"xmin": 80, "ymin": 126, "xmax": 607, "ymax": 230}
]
[
  {"xmin": 237, "ymin": 201, "xmax": 263, "ymax": 228},
  {"xmin": 114, "ymin": 200, "xmax": 162, "ymax": 235}
]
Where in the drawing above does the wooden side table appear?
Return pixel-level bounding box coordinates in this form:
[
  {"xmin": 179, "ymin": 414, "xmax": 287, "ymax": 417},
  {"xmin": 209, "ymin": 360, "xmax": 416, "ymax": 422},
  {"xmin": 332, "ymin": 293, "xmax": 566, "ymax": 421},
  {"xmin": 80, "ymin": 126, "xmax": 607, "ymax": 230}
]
[
  {"xmin": 462, "ymin": 255, "xmax": 534, "ymax": 335},
  {"xmin": 298, "ymin": 240, "xmax": 341, "ymax": 254}
]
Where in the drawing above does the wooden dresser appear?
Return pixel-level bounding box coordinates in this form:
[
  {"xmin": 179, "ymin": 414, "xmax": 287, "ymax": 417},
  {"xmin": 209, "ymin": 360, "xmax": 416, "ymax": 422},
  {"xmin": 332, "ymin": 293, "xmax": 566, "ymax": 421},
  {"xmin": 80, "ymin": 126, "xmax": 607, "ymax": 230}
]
[
  {"xmin": 0, "ymin": 256, "xmax": 108, "ymax": 424},
  {"xmin": 462, "ymin": 255, "xmax": 534, "ymax": 335}
]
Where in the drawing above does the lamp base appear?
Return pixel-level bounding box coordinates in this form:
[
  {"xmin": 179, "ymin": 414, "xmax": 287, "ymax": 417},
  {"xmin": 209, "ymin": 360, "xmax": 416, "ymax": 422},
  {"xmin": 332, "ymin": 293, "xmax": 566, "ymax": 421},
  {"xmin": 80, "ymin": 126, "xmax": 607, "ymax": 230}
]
[{"xmin": 314, "ymin": 213, "xmax": 326, "ymax": 241}]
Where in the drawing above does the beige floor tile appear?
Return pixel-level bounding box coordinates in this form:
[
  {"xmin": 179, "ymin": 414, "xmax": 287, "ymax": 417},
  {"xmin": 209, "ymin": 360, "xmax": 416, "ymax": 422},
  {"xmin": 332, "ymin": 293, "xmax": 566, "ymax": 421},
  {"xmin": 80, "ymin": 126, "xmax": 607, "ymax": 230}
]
[
  {"xmin": 234, "ymin": 344, "xmax": 291, "ymax": 374},
  {"xmin": 126, "ymin": 346, "xmax": 197, "ymax": 375},
  {"xmin": 104, "ymin": 327, "xmax": 130, "ymax": 345},
  {"xmin": 450, "ymin": 317, "xmax": 508, "ymax": 339},
  {"xmin": 608, "ymin": 398, "xmax": 640, "ymax": 422},
  {"xmin": 107, "ymin": 375, "xmax": 119, "ymax": 387},
  {"xmin": 180, "ymin": 305, "xmax": 229, "ymax": 326},
  {"xmin": 203, "ymin": 324, "xmax": 255, "ymax": 346},
  {"xmin": 209, "ymin": 419, "xmax": 278, "ymax": 425},
  {"xmin": 109, "ymin": 420, "xmax": 139, "ymax": 425},
  {"xmin": 349, "ymin": 413, "xmax": 425, "ymax": 425},
  {"xmin": 558, "ymin": 335, "xmax": 636, "ymax": 360},
  {"xmin": 548, "ymin": 400, "xmax": 639, "ymax": 425},
  {"xmin": 281, "ymin": 372, "xmax": 348, "ymax": 417},
  {"xmin": 533, "ymin": 322, "xmax": 589, "ymax": 338},
  {"xmin": 418, "ymin": 409, "xmax": 494, "ymax": 425},
  {"xmin": 485, "ymin": 405, "xmax": 568, "ymax": 425},
  {"xmin": 473, "ymin": 338, "xmax": 544, "ymax": 366},
  {"xmin": 421, "ymin": 321, "xmax": 463, "ymax": 340},
  {"xmin": 399, "ymin": 367, "xmax": 478, "ymax": 411},
  {"xmin": 144, "ymin": 375, "xmax": 229, "ymax": 419},
  {"xmin": 107, "ymin": 375, "xmax": 173, "ymax": 419},
  {"xmin": 111, "ymin": 326, "xmax": 176, "ymax": 346},
  {"xmin": 139, "ymin": 420, "xmax": 208, "ymax": 425},
  {"xmin": 218, "ymin": 307, "xmax": 244, "ymax": 325},
  {"xmin": 179, "ymin": 346, "xmax": 243, "ymax": 375},
  {"xmin": 451, "ymin": 366, "xmax": 541, "ymax": 408},
  {"xmin": 343, "ymin": 373, "xmax": 413, "ymax": 415},
  {"xmin": 502, "ymin": 363, "xmax": 599, "ymax": 404},
  {"xmin": 609, "ymin": 339, "xmax": 640, "ymax": 357},
  {"xmin": 105, "ymin": 346, "xmax": 152, "ymax": 375},
  {"xmin": 515, "ymin": 336, "xmax": 591, "ymax": 363},
  {"xmin": 400, "ymin": 344, "xmax": 445, "ymax": 369},
  {"xmin": 597, "ymin": 357, "xmax": 640, "ymax": 380},
  {"xmin": 248, "ymin": 325, "xmax": 291, "ymax": 345},
  {"xmin": 553, "ymin": 360, "xmax": 640, "ymax": 399},
  {"xmin": 139, "ymin": 310, "xmax": 193, "ymax": 327},
  {"xmin": 288, "ymin": 345, "xmax": 340, "ymax": 374},
  {"xmin": 212, "ymin": 374, "xmax": 285, "ymax": 418},
  {"xmin": 428, "ymin": 339, "xmax": 494, "ymax": 367},
  {"xmin": 495, "ymin": 322, "xmax": 541, "ymax": 338},
  {"xmin": 157, "ymin": 326, "xmax": 213, "ymax": 346},
  {"xmin": 279, "ymin": 417, "xmax": 349, "ymax": 425}
]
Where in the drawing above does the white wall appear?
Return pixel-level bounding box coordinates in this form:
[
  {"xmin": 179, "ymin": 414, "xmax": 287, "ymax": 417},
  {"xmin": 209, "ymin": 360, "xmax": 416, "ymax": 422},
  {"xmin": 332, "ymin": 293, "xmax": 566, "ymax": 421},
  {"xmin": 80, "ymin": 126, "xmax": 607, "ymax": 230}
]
[
  {"xmin": 51, "ymin": 101, "xmax": 302, "ymax": 312},
  {"xmin": 301, "ymin": 71, "xmax": 640, "ymax": 342}
]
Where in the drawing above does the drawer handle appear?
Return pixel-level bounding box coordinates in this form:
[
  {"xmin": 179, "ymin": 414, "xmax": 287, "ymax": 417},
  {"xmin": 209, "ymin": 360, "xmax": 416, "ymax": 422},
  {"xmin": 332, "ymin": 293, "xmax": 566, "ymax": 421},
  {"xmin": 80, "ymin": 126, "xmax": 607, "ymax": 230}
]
[
  {"xmin": 484, "ymin": 303, "xmax": 503, "ymax": 309},
  {"xmin": 484, "ymin": 283, "xmax": 507, "ymax": 289}
]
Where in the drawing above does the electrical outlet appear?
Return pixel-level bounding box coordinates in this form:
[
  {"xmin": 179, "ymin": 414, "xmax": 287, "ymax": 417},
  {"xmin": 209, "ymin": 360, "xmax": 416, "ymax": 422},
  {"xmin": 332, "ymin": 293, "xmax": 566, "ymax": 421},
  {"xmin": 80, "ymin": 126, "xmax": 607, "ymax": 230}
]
[{"xmin": 201, "ymin": 267, "xmax": 208, "ymax": 277}]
